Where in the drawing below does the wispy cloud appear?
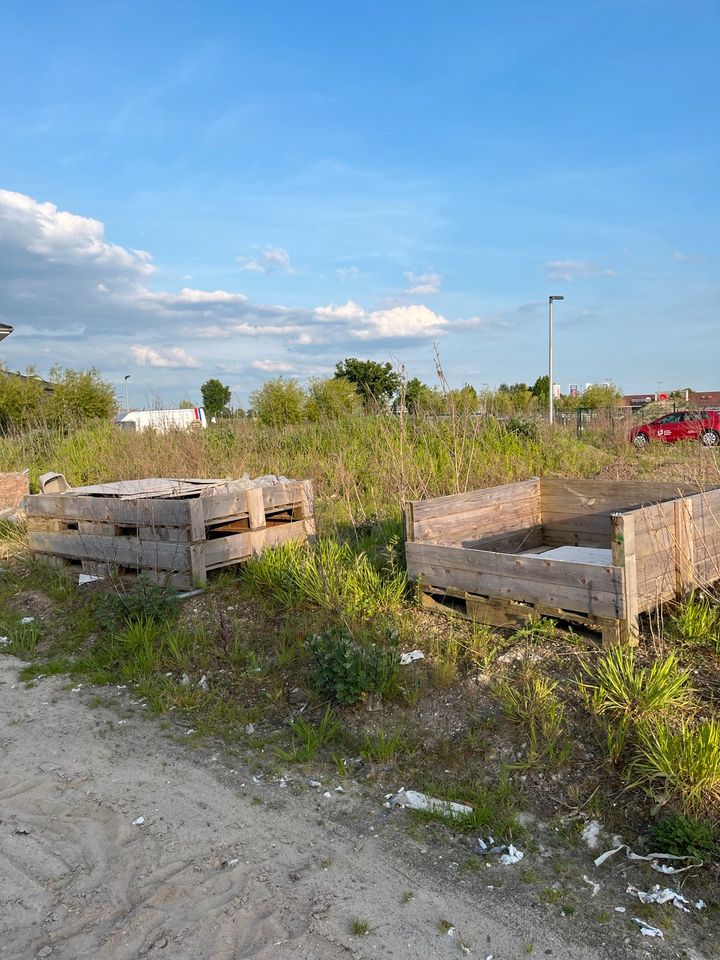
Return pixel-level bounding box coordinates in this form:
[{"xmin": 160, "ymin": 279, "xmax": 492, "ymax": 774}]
[
  {"xmin": 238, "ymin": 246, "xmax": 295, "ymax": 274},
  {"xmin": 251, "ymin": 359, "xmax": 295, "ymax": 372},
  {"xmin": 544, "ymin": 260, "xmax": 614, "ymax": 282},
  {"xmin": 130, "ymin": 345, "xmax": 201, "ymax": 368},
  {"xmin": 672, "ymin": 250, "xmax": 704, "ymax": 263},
  {"xmin": 403, "ymin": 271, "xmax": 442, "ymax": 295}
]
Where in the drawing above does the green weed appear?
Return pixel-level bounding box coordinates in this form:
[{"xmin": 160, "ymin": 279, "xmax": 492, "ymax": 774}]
[
  {"xmin": 493, "ymin": 665, "xmax": 565, "ymax": 754},
  {"xmin": 276, "ymin": 707, "xmax": 342, "ymax": 763},
  {"xmin": 360, "ymin": 729, "xmax": 404, "ymax": 763},
  {"xmin": 671, "ymin": 593, "xmax": 720, "ymax": 651},
  {"xmin": 629, "ymin": 718, "xmax": 720, "ymax": 815},
  {"xmin": 651, "ymin": 813, "xmax": 718, "ymax": 860},
  {"xmin": 306, "ymin": 625, "xmax": 399, "ymax": 706}
]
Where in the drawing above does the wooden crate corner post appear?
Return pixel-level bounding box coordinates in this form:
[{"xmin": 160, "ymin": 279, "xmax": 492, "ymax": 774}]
[
  {"xmin": 611, "ymin": 511, "xmax": 639, "ymax": 646},
  {"xmin": 673, "ymin": 496, "xmax": 694, "ymax": 598}
]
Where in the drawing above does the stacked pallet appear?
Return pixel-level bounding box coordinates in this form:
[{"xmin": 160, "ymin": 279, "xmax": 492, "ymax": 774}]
[{"xmin": 26, "ymin": 476, "xmax": 314, "ymax": 589}]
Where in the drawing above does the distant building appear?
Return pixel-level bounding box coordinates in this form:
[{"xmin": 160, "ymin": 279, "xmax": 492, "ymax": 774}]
[{"xmin": 622, "ymin": 389, "xmax": 720, "ymax": 411}]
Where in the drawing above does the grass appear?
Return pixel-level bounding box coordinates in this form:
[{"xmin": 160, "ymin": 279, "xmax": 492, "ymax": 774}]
[
  {"xmin": 579, "ymin": 646, "xmax": 694, "ymax": 761},
  {"xmin": 492, "ymin": 665, "xmax": 565, "ymax": 756},
  {"xmin": 671, "ymin": 592, "xmax": 720, "ymax": 651},
  {"xmin": 629, "ymin": 718, "xmax": 720, "ymax": 815},
  {"xmin": 359, "ymin": 729, "xmax": 405, "ymax": 763},
  {"xmin": 411, "ymin": 772, "xmax": 519, "ymax": 837},
  {"xmin": 349, "ymin": 917, "xmax": 373, "ymax": 936},
  {"xmin": 276, "ymin": 708, "xmax": 342, "ymax": 763}
]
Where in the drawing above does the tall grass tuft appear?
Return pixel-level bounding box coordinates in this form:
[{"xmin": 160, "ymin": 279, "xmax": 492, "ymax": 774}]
[
  {"xmin": 243, "ymin": 539, "xmax": 406, "ymax": 618},
  {"xmin": 493, "ymin": 666, "xmax": 565, "ymax": 754},
  {"xmin": 579, "ymin": 646, "xmax": 693, "ymax": 761},
  {"xmin": 671, "ymin": 592, "xmax": 720, "ymax": 652},
  {"xmin": 629, "ymin": 719, "xmax": 720, "ymax": 815}
]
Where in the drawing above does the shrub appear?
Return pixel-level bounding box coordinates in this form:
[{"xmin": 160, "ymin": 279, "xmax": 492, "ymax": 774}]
[
  {"xmin": 502, "ymin": 417, "xmax": 539, "ymax": 441},
  {"xmin": 250, "ymin": 378, "xmax": 307, "ymax": 427},
  {"xmin": 306, "ymin": 625, "xmax": 399, "ymax": 705},
  {"xmin": 306, "ymin": 377, "xmax": 362, "ymax": 421},
  {"xmin": 95, "ymin": 576, "xmax": 178, "ymax": 629},
  {"xmin": 630, "ymin": 719, "xmax": 720, "ymax": 815},
  {"xmin": 651, "ymin": 813, "xmax": 718, "ymax": 861}
]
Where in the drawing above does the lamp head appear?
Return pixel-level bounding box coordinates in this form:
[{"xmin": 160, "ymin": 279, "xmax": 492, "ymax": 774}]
[{"xmin": 549, "ymin": 295, "xmax": 565, "ymax": 302}]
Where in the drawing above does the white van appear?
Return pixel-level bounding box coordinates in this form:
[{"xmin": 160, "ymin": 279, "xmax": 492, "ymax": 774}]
[{"xmin": 114, "ymin": 407, "xmax": 208, "ymax": 433}]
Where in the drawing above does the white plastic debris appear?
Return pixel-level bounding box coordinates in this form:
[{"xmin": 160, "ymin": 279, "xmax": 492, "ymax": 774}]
[
  {"xmin": 399, "ymin": 650, "xmax": 425, "ymax": 665},
  {"xmin": 580, "ymin": 819, "xmax": 602, "ymax": 850},
  {"xmin": 614, "ymin": 906, "xmax": 626, "ymax": 913},
  {"xmin": 309, "ymin": 780, "xmax": 321, "ymax": 789},
  {"xmin": 0, "ymin": 636, "xmax": 9, "ymax": 646},
  {"xmin": 387, "ymin": 788, "xmax": 473, "ymax": 818},
  {"xmin": 180, "ymin": 673, "xmax": 191, "ymax": 687},
  {"xmin": 582, "ymin": 875, "xmax": 600, "ymax": 896},
  {"xmin": 499, "ymin": 845, "xmax": 524, "ymax": 865},
  {"xmin": 627, "ymin": 884, "xmax": 691, "ymax": 912},
  {"xmin": 594, "ymin": 843, "xmax": 702, "ymax": 873},
  {"xmin": 245, "ymin": 723, "xmax": 255, "ymax": 735},
  {"xmin": 477, "ymin": 837, "xmax": 524, "ymax": 864},
  {"xmin": 334, "ymin": 785, "xmax": 345, "ymax": 793},
  {"xmin": 696, "ymin": 900, "xmax": 706, "ymax": 910},
  {"xmin": 197, "ymin": 675, "xmax": 208, "ymax": 690},
  {"xmin": 20, "ymin": 616, "xmax": 34, "ymax": 624},
  {"xmin": 632, "ymin": 918, "xmax": 663, "ymax": 939},
  {"xmin": 323, "ymin": 791, "xmax": 332, "ymax": 798},
  {"xmin": 132, "ymin": 816, "xmax": 145, "ymax": 826},
  {"xmin": 78, "ymin": 574, "xmax": 102, "ymax": 585}
]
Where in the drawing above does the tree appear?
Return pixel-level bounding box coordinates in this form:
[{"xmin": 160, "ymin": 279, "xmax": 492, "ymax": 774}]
[
  {"xmin": 0, "ymin": 371, "xmax": 45, "ymax": 430},
  {"xmin": 447, "ymin": 383, "xmax": 479, "ymax": 413},
  {"xmin": 400, "ymin": 377, "xmax": 446, "ymax": 415},
  {"xmin": 306, "ymin": 377, "xmax": 362, "ymax": 421},
  {"xmin": 250, "ymin": 378, "xmax": 306, "ymax": 427},
  {"xmin": 334, "ymin": 358, "xmax": 400, "ymax": 408},
  {"xmin": 201, "ymin": 379, "xmax": 232, "ymax": 418},
  {"xmin": 46, "ymin": 367, "xmax": 117, "ymax": 426},
  {"xmin": 179, "ymin": 399, "xmax": 195, "ymax": 409},
  {"xmin": 578, "ymin": 383, "xmax": 623, "ymax": 409},
  {"xmin": 531, "ymin": 375, "xmax": 550, "ymax": 406}
]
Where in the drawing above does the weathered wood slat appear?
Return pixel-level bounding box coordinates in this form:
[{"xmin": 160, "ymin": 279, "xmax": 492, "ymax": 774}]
[
  {"xmin": 406, "ymin": 541, "xmax": 624, "ymax": 617},
  {"xmin": 26, "ymin": 494, "xmax": 193, "ymax": 527},
  {"xmin": 27, "ymin": 530, "xmax": 191, "ymax": 571},
  {"xmin": 454, "ymin": 525, "xmax": 544, "ymax": 554},
  {"xmin": 414, "ymin": 497, "xmax": 540, "ymax": 543},
  {"xmin": 203, "ymin": 521, "xmax": 307, "ymax": 568},
  {"xmin": 410, "ymin": 479, "xmax": 540, "ymax": 522}
]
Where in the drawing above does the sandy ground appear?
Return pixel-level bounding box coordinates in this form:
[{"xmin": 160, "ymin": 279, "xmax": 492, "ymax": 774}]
[{"xmin": 0, "ymin": 655, "xmax": 700, "ymax": 960}]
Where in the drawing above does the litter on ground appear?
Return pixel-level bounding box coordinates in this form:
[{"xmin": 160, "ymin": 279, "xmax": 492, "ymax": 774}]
[
  {"xmin": 626, "ymin": 884, "xmax": 693, "ymax": 912},
  {"xmin": 580, "ymin": 819, "xmax": 602, "ymax": 850},
  {"xmin": 582, "ymin": 875, "xmax": 600, "ymax": 896},
  {"xmin": 477, "ymin": 837, "xmax": 524, "ymax": 865},
  {"xmin": 633, "ymin": 918, "xmax": 664, "ymax": 939},
  {"xmin": 594, "ymin": 844, "xmax": 703, "ymax": 873},
  {"xmin": 132, "ymin": 816, "xmax": 145, "ymax": 826},
  {"xmin": 399, "ymin": 650, "xmax": 425, "ymax": 665},
  {"xmin": 386, "ymin": 788, "xmax": 473, "ymax": 818}
]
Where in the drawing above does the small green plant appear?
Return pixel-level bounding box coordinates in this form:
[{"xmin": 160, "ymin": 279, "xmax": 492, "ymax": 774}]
[
  {"xmin": 671, "ymin": 593, "xmax": 720, "ymax": 651},
  {"xmin": 401, "ymin": 890, "xmax": 414, "ymax": 904},
  {"xmin": 413, "ymin": 773, "xmax": 518, "ymax": 837},
  {"xmin": 437, "ymin": 919, "xmax": 454, "ymax": 934},
  {"xmin": 629, "ymin": 718, "xmax": 720, "ymax": 815},
  {"xmin": 306, "ymin": 625, "xmax": 399, "ymax": 706},
  {"xmin": 349, "ymin": 917, "xmax": 372, "ymax": 936},
  {"xmin": 493, "ymin": 665, "xmax": 564, "ymax": 754},
  {"xmin": 276, "ymin": 707, "xmax": 342, "ymax": 763},
  {"xmin": 579, "ymin": 646, "xmax": 693, "ymax": 761},
  {"xmin": 360, "ymin": 729, "xmax": 404, "ymax": 763},
  {"xmin": 1, "ymin": 618, "xmax": 40, "ymax": 659},
  {"xmin": 96, "ymin": 575, "xmax": 177, "ymax": 629},
  {"xmin": 651, "ymin": 813, "xmax": 718, "ymax": 861}
]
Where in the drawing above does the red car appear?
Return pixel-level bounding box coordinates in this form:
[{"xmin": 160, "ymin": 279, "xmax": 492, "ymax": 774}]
[{"xmin": 630, "ymin": 410, "xmax": 720, "ymax": 448}]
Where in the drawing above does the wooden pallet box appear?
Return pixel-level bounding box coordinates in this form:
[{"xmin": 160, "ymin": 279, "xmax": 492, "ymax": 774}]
[
  {"xmin": 26, "ymin": 478, "xmax": 315, "ymax": 589},
  {"xmin": 404, "ymin": 478, "xmax": 720, "ymax": 644}
]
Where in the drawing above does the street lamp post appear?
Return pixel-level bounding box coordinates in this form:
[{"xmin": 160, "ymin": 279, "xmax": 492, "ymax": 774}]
[
  {"xmin": 124, "ymin": 375, "xmax": 131, "ymax": 413},
  {"xmin": 548, "ymin": 295, "xmax": 564, "ymax": 425}
]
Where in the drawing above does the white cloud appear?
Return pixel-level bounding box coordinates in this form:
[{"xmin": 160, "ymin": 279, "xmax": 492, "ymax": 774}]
[
  {"xmin": 336, "ymin": 265, "xmax": 359, "ymax": 280},
  {"xmin": 672, "ymin": 250, "xmax": 704, "ymax": 263},
  {"xmin": 193, "ymin": 321, "xmax": 304, "ymax": 338},
  {"xmin": 403, "ymin": 271, "xmax": 442, "ymax": 295},
  {"xmin": 544, "ymin": 260, "xmax": 614, "ymax": 281},
  {"xmin": 355, "ymin": 304, "xmax": 447, "ymax": 340},
  {"xmin": 131, "ymin": 345, "xmax": 201, "ymax": 368},
  {"xmin": 143, "ymin": 286, "xmax": 247, "ymax": 306},
  {"xmin": 0, "ymin": 188, "xmax": 153, "ymax": 277},
  {"xmin": 315, "ymin": 300, "xmax": 365, "ymax": 321},
  {"xmin": 239, "ymin": 246, "xmax": 294, "ymax": 274},
  {"xmin": 251, "ymin": 359, "xmax": 295, "ymax": 372}
]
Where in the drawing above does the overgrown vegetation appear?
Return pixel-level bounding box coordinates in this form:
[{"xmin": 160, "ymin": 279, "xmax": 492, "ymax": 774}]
[{"xmin": 307, "ymin": 625, "xmax": 400, "ymax": 705}]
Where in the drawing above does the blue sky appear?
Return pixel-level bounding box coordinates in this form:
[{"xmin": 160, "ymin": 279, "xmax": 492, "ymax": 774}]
[{"xmin": 0, "ymin": 0, "xmax": 717, "ymax": 408}]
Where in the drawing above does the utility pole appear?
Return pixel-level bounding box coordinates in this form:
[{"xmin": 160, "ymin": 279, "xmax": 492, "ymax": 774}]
[{"xmin": 124, "ymin": 374, "xmax": 131, "ymax": 413}]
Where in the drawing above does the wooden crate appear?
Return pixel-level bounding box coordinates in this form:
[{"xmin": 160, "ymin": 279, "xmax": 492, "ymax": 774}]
[
  {"xmin": 26, "ymin": 479, "xmax": 315, "ymax": 590},
  {"xmin": 404, "ymin": 478, "xmax": 720, "ymax": 644}
]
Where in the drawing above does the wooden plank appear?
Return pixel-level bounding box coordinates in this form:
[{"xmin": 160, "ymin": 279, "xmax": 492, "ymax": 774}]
[
  {"xmin": 454, "ymin": 525, "xmax": 544, "ymax": 554},
  {"xmin": 26, "ymin": 493, "xmax": 193, "ymax": 527},
  {"xmin": 675, "ymin": 498, "xmax": 694, "ymax": 595},
  {"xmin": 542, "ymin": 528, "xmax": 612, "ymax": 549},
  {"xmin": 27, "ymin": 530, "xmax": 191, "ymax": 572},
  {"xmin": 403, "ymin": 500, "xmax": 415, "ymax": 544},
  {"xmin": 414, "ymin": 496, "xmax": 540, "ymax": 543},
  {"xmin": 410, "ymin": 479, "xmax": 540, "ymax": 522},
  {"xmin": 78, "ymin": 520, "xmax": 116, "ymax": 536},
  {"xmin": 405, "ymin": 541, "xmax": 623, "ymax": 617},
  {"xmin": 611, "ymin": 513, "xmax": 639, "ymax": 644},
  {"xmin": 299, "ymin": 480, "xmax": 316, "ymax": 539},
  {"xmin": 200, "ymin": 482, "xmax": 307, "ymax": 524},
  {"xmin": 203, "ymin": 521, "xmax": 308, "ymax": 569},
  {"xmin": 246, "ymin": 487, "xmax": 266, "ymax": 529},
  {"xmin": 541, "ymin": 478, "xmax": 701, "ymax": 509}
]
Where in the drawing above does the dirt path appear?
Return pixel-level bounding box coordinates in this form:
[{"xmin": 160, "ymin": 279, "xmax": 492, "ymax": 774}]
[{"xmin": 0, "ymin": 656, "xmax": 685, "ymax": 960}]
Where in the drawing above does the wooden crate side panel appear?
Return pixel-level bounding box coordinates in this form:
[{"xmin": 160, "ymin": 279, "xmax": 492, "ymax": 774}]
[
  {"xmin": 200, "ymin": 481, "xmax": 310, "ymax": 524},
  {"xmin": 691, "ymin": 490, "xmax": 720, "ymax": 585},
  {"xmin": 27, "ymin": 530, "xmax": 192, "ymax": 572},
  {"xmin": 410, "ymin": 480, "xmax": 541, "ymax": 545},
  {"xmin": 26, "ymin": 494, "xmax": 193, "ymax": 529},
  {"xmin": 410, "ymin": 479, "xmax": 539, "ymax": 522},
  {"xmin": 461, "ymin": 525, "xmax": 544, "ymax": 553},
  {"xmin": 405, "ymin": 541, "xmax": 624, "ymax": 617},
  {"xmin": 203, "ymin": 520, "xmax": 308, "ymax": 569}
]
